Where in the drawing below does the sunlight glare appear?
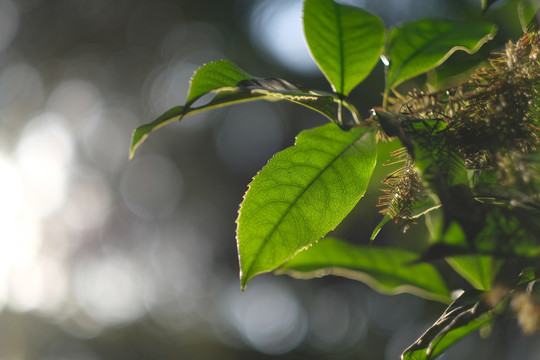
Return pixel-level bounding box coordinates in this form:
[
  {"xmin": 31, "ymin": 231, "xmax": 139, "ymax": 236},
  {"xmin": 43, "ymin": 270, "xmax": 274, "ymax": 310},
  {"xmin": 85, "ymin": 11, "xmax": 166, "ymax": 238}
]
[
  {"xmin": 250, "ymin": 0, "xmax": 318, "ymax": 74},
  {"xmin": 222, "ymin": 279, "xmax": 307, "ymax": 354},
  {"xmin": 14, "ymin": 112, "xmax": 74, "ymax": 218},
  {"xmin": 74, "ymin": 255, "xmax": 147, "ymax": 326},
  {"xmin": 8, "ymin": 257, "xmax": 68, "ymax": 315}
]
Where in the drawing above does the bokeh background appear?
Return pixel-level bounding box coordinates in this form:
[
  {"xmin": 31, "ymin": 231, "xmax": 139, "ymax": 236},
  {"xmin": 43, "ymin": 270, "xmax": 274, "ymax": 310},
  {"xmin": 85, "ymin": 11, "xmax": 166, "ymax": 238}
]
[{"xmin": 0, "ymin": 0, "xmax": 538, "ymax": 359}]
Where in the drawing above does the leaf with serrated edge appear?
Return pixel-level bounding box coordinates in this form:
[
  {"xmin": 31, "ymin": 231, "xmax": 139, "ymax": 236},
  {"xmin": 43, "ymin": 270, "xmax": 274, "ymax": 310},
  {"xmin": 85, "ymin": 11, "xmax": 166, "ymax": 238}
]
[
  {"xmin": 277, "ymin": 238, "xmax": 451, "ymax": 303},
  {"xmin": 237, "ymin": 124, "xmax": 377, "ymax": 289},
  {"xmin": 386, "ymin": 19, "xmax": 496, "ymax": 88},
  {"xmin": 129, "ymin": 61, "xmax": 340, "ymax": 159},
  {"xmin": 303, "ymin": 0, "xmax": 385, "ymax": 96},
  {"xmin": 186, "ymin": 59, "xmax": 251, "ymax": 105}
]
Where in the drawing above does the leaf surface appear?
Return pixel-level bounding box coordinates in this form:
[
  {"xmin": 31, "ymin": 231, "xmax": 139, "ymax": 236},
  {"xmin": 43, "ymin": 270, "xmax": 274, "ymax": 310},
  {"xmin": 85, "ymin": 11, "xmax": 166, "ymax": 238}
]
[
  {"xmin": 130, "ymin": 60, "xmax": 339, "ymax": 159},
  {"xmin": 277, "ymin": 238, "xmax": 451, "ymax": 303},
  {"xmin": 237, "ymin": 124, "xmax": 377, "ymax": 289},
  {"xmin": 303, "ymin": 0, "xmax": 385, "ymax": 96},
  {"xmin": 386, "ymin": 19, "xmax": 496, "ymax": 88},
  {"xmin": 185, "ymin": 59, "xmax": 251, "ymax": 105},
  {"xmin": 402, "ymin": 290, "xmax": 501, "ymax": 360},
  {"xmin": 446, "ymin": 255, "xmax": 500, "ymax": 291}
]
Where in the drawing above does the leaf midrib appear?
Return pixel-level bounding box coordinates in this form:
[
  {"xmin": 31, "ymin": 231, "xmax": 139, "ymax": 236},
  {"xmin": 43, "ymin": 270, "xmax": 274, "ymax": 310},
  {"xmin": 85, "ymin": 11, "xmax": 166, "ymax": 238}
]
[
  {"xmin": 334, "ymin": 1, "xmax": 345, "ymax": 95},
  {"xmin": 243, "ymin": 131, "xmax": 368, "ymax": 283}
]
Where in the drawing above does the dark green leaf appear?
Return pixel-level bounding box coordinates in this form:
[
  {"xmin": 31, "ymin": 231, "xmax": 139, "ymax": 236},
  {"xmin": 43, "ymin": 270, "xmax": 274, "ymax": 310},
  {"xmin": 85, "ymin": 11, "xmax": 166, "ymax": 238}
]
[
  {"xmin": 277, "ymin": 238, "xmax": 451, "ymax": 303},
  {"xmin": 129, "ymin": 61, "xmax": 340, "ymax": 159},
  {"xmin": 386, "ymin": 19, "xmax": 496, "ymax": 88},
  {"xmin": 402, "ymin": 289, "xmax": 501, "ymax": 360},
  {"xmin": 237, "ymin": 124, "xmax": 377, "ymax": 289},
  {"xmin": 518, "ymin": 267, "xmax": 539, "ymax": 285},
  {"xmin": 303, "ymin": 0, "xmax": 385, "ymax": 96}
]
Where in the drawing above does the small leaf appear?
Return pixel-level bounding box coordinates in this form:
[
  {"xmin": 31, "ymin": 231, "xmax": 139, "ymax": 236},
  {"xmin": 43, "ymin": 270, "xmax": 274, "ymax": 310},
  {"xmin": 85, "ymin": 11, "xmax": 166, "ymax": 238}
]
[
  {"xmin": 386, "ymin": 19, "xmax": 496, "ymax": 88},
  {"xmin": 237, "ymin": 124, "xmax": 377, "ymax": 289},
  {"xmin": 517, "ymin": 266, "xmax": 539, "ymax": 285},
  {"xmin": 129, "ymin": 61, "xmax": 340, "ymax": 159},
  {"xmin": 130, "ymin": 106, "xmax": 185, "ymax": 160},
  {"xmin": 303, "ymin": 0, "xmax": 385, "ymax": 96},
  {"xmin": 370, "ymin": 213, "xmax": 392, "ymax": 242},
  {"xmin": 277, "ymin": 238, "xmax": 451, "ymax": 303},
  {"xmin": 446, "ymin": 255, "xmax": 501, "ymax": 291},
  {"xmin": 402, "ymin": 289, "xmax": 502, "ymax": 360},
  {"xmin": 185, "ymin": 59, "xmax": 252, "ymax": 105}
]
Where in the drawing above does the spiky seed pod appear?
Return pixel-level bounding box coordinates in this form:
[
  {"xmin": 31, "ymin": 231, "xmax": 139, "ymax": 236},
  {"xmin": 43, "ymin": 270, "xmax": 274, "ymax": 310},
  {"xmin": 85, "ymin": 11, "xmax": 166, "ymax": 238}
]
[
  {"xmin": 447, "ymin": 29, "xmax": 540, "ymax": 163},
  {"xmin": 398, "ymin": 28, "xmax": 540, "ymax": 167},
  {"xmin": 377, "ymin": 26, "xmax": 540, "ymax": 228},
  {"xmin": 377, "ymin": 147, "xmax": 427, "ymax": 222}
]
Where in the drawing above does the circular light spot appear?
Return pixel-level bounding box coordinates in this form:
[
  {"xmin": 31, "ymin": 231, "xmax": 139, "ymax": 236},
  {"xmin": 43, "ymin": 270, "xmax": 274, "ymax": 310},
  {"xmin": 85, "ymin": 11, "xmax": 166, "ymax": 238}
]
[
  {"xmin": 222, "ymin": 279, "xmax": 307, "ymax": 354},
  {"xmin": 80, "ymin": 104, "xmax": 136, "ymax": 174},
  {"xmin": 250, "ymin": 0, "xmax": 318, "ymax": 74},
  {"xmin": 213, "ymin": 102, "xmax": 286, "ymax": 174},
  {"xmin": 46, "ymin": 80, "xmax": 102, "ymax": 127},
  {"xmin": 8, "ymin": 257, "xmax": 68, "ymax": 315},
  {"xmin": 308, "ymin": 287, "xmax": 351, "ymax": 350},
  {"xmin": 61, "ymin": 166, "xmax": 111, "ymax": 231},
  {"xmin": 74, "ymin": 255, "xmax": 146, "ymax": 326},
  {"xmin": 120, "ymin": 154, "xmax": 183, "ymax": 219},
  {"xmin": 14, "ymin": 112, "xmax": 74, "ymax": 218}
]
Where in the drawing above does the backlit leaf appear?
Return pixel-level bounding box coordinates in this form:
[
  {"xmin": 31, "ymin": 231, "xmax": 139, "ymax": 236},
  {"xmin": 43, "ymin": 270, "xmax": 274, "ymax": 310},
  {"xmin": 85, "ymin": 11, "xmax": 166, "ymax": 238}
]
[
  {"xmin": 277, "ymin": 237, "xmax": 451, "ymax": 303},
  {"xmin": 303, "ymin": 0, "xmax": 385, "ymax": 96},
  {"xmin": 129, "ymin": 60, "xmax": 340, "ymax": 159},
  {"xmin": 237, "ymin": 124, "xmax": 377, "ymax": 289},
  {"xmin": 446, "ymin": 255, "xmax": 501, "ymax": 291},
  {"xmin": 402, "ymin": 290, "xmax": 502, "ymax": 360},
  {"xmin": 386, "ymin": 19, "xmax": 496, "ymax": 88},
  {"xmin": 185, "ymin": 59, "xmax": 251, "ymax": 105}
]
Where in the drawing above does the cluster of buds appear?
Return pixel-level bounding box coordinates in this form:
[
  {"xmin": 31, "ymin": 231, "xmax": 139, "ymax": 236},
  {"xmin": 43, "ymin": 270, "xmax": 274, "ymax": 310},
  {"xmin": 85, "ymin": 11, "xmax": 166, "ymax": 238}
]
[
  {"xmin": 378, "ymin": 147, "xmax": 426, "ymax": 221},
  {"xmin": 377, "ymin": 25, "xmax": 540, "ymax": 222}
]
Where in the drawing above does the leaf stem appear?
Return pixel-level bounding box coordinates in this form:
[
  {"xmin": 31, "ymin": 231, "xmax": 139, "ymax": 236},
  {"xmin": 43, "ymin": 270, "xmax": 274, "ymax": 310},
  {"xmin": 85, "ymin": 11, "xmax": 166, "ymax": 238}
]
[{"xmin": 341, "ymin": 99, "xmax": 362, "ymax": 125}]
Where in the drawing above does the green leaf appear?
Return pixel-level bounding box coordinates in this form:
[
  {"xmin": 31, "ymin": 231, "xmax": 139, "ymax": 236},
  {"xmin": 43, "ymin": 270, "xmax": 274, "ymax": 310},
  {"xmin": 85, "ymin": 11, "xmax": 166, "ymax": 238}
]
[
  {"xmin": 185, "ymin": 59, "xmax": 252, "ymax": 105},
  {"xmin": 130, "ymin": 105, "xmax": 186, "ymax": 160},
  {"xmin": 446, "ymin": 255, "xmax": 501, "ymax": 290},
  {"xmin": 303, "ymin": 0, "xmax": 385, "ymax": 96},
  {"xmin": 277, "ymin": 238, "xmax": 451, "ymax": 303},
  {"xmin": 237, "ymin": 124, "xmax": 377, "ymax": 289},
  {"xmin": 386, "ymin": 19, "xmax": 496, "ymax": 88},
  {"xmin": 370, "ymin": 213, "xmax": 392, "ymax": 242},
  {"xmin": 186, "ymin": 60, "xmax": 252, "ymax": 105},
  {"xmin": 402, "ymin": 289, "xmax": 502, "ymax": 360},
  {"xmin": 129, "ymin": 60, "xmax": 340, "ymax": 159}
]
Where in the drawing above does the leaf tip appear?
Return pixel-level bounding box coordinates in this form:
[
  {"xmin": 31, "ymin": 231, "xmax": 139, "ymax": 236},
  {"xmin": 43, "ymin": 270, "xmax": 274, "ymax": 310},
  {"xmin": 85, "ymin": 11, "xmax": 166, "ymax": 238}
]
[
  {"xmin": 239, "ymin": 269, "xmax": 252, "ymax": 291},
  {"xmin": 128, "ymin": 130, "xmax": 149, "ymax": 161}
]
